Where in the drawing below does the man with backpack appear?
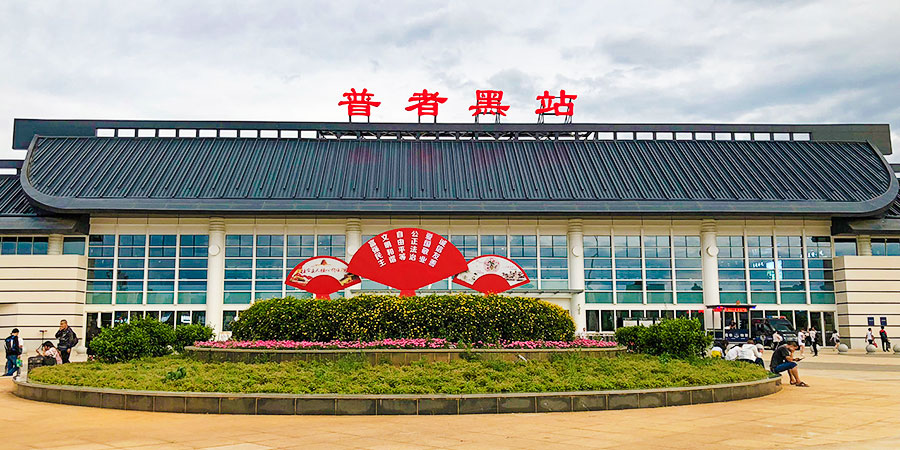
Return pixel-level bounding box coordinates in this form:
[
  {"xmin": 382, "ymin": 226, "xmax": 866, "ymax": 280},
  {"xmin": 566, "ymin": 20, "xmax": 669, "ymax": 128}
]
[
  {"xmin": 880, "ymin": 326, "xmax": 891, "ymax": 352},
  {"xmin": 4, "ymin": 328, "xmax": 25, "ymax": 377},
  {"xmin": 55, "ymin": 320, "xmax": 78, "ymax": 364}
]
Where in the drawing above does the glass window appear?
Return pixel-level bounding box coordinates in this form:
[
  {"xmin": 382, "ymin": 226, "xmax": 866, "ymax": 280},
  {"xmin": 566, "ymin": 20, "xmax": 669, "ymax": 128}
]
[
  {"xmin": 225, "ymin": 234, "xmax": 253, "ymax": 304},
  {"xmin": 116, "ymin": 235, "xmax": 145, "ymax": 304},
  {"xmin": 255, "ymin": 235, "xmax": 284, "ymax": 300},
  {"xmin": 510, "ymin": 235, "xmax": 537, "ymax": 289},
  {"xmin": 644, "ymin": 235, "xmax": 672, "ymax": 304},
  {"xmin": 178, "ymin": 235, "xmax": 208, "ymax": 304},
  {"xmin": 833, "ymin": 238, "xmax": 857, "ymax": 257},
  {"xmin": 747, "ymin": 235, "xmax": 776, "ymax": 304},
  {"xmin": 480, "ymin": 234, "xmax": 507, "ymax": 256},
  {"xmin": 615, "ymin": 235, "xmax": 642, "ymax": 303},
  {"xmin": 316, "ymin": 234, "xmax": 345, "ymax": 257},
  {"xmin": 223, "ymin": 310, "xmax": 237, "ymax": 332},
  {"xmin": 584, "ymin": 236, "xmax": 612, "ymax": 304},
  {"xmin": 871, "ymin": 238, "xmax": 900, "ymax": 256},
  {"xmin": 286, "ymin": 235, "xmax": 315, "ymax": 294},
  {"xmin": 601, "ymin": 310, "xmax": 614, "ymax": 332},
  {"xmin": 674, "ymin": 236, "xmax": 703, "ymax": 304},
  {"xmin": 717, "ymin": 236, "xmax": 746, "ymax": 303},
  {"xmin": 806, "ymin": 236, "xmax": 834, "ymax": 304},
  {"xmin": 62, "ymin": 236, "xmax": 86, "ymax": 255},
  {"xmin": 586, "ymin": 310, "xmax": 600, "ymax": 332},
  {"xmin": 539, "ymin": 235, "xmax": 567, "ymax": 289},
  {"xmin": 147, "ymin": 235, "xmax": 176, "ymax": 304},
  {"xmin": 87, "ymin": 235, "xmax": 115, "ymax": 304},
  {"xmin": 0, "ymin": 236, "xmax": 49, "ymax": 255}
]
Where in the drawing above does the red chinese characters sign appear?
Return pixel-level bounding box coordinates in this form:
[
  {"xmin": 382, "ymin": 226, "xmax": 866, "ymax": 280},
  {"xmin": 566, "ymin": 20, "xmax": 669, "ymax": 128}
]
[
  {"xmin": 468, "ymin": 90, "xmax": 509, "ymax": 123},
  {"xmin": 347, "ymin": 228, "xmax": 467, "ymax": 296},
  {"xmin": 405, "ymin": 89, "xmax": 447, "ymax": 122},
  {"xmin": 285, "ymin": 256, "xmax": 360, "ymax": 299},
  {"xmin": 338, "ymin": 88, "xmax": 380, "ymax": 121},
  {"xmin": 452, "ymin": 255, "xmax": 530, "ymax": 294}
]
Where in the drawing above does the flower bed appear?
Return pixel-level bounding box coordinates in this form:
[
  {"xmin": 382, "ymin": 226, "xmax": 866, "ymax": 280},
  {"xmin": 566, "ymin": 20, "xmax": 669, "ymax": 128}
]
[{"xmin": 193, "ymin": 338, "xmax": 617, "ymax": 350}]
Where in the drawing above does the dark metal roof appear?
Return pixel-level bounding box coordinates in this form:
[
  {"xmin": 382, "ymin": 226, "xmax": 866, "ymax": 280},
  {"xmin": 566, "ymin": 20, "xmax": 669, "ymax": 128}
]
[
  {"xmin": 20, "ymin": 136, "xmax": 898, "ymax": 216},
  {"xmin": 0, "ymin": 175, "xmax": 38, "ymax": 216},
  {"xmin": 886, "ymin": 190, "xmax": 900, "ymax": 218},
  {"xmin": 0, "ymin": 175, "xmax": 88, "ymax": 234}
]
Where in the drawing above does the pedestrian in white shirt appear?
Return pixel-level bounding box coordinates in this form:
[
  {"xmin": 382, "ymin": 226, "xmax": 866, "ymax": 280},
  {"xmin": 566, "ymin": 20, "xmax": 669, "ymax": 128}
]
[
  {"xmin": 725, "ymin": 344, "xmax": 741, "ymax": 361},
  {"xmin": 736, "ymin": 339, "xmax": 765, "ymax": 367},
  {"xmin": 831, "ymin": 330, "xmax": 840, "ymax": 351},
  {"xmin": 798, "ymin": 330, "xmax": 806, "ymax": 356}
]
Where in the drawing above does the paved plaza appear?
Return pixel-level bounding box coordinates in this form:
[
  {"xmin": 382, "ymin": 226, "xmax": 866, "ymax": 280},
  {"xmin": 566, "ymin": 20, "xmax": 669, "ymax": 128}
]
[{"xmin": 2, "ymin": 350, "xmax": 899, "ymax": 450}]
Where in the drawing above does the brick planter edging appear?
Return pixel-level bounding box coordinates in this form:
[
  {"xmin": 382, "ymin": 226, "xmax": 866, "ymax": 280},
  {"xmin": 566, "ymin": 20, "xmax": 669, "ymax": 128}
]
[
  {"xmin": 183, "ymin": 346, "xmax": 624, "ymax": 365},
  {"xmin": 14, "ymin": 376, "xmax": 781, "ymax": 415}
]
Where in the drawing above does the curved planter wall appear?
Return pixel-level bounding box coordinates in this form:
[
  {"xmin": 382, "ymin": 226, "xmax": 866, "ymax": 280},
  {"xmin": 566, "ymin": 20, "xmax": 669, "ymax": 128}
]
[
  {"xmin": 183, "ymin": 346, "xmax": 623, "ymax": 365},
  {"xmin": 14, "ymin": 376, "xmax": 781, "ymax": 415}
]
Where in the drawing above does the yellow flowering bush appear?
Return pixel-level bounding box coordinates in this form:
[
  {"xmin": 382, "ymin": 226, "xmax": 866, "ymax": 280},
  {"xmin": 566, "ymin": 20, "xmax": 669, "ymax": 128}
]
[{"xmin": 231, "ymin": 294, "xmax": 575, "ymax": 342}]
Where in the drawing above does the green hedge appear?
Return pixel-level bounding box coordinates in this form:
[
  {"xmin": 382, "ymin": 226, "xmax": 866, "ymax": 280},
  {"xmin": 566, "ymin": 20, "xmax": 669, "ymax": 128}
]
[
  {"xmin": 89, "ymin": 318, "xmax": 213, "ymax": 363},
  {"xmin": 614, "ymin": 318, "xmax": 711, "ymax": 358},
  {"xmin": 231, "ymin": 294, "xmax": 575, "ymax": 342}
]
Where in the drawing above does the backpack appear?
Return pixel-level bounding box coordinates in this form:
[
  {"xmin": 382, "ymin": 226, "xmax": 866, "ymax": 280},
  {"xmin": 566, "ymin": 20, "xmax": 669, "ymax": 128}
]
[{"xmin": 4, "ymin": 335, "xmax": 21, "ymax": 356}]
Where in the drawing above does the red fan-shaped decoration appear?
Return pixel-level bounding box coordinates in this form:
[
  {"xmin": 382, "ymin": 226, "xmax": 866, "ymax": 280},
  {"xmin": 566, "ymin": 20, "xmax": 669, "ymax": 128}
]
[
  {"xmin": 285, "ymin": 256, "xmax": 360, "ymax": 299},
  {"xmin": 452, "ymin": 255, "xmax": 530, "ymax": 294},
  {"xmin": 347, "ymin": 228, "xmax": 467, "ymax": 296}
]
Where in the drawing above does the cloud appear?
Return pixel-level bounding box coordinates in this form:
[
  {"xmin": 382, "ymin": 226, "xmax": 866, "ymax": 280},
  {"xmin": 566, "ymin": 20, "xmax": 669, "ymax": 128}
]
[{"xmin": 0, "ymin": 0, "xmax": 898, "ymax": 158}]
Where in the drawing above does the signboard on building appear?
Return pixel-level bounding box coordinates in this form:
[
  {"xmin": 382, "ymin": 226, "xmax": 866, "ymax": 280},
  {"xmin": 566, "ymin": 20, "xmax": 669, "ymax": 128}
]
[
  {"xmin": 347, "ymin": 228, "xmax": 468, "ymax": 296},
  {"xmin": 285, "ymin": 256, "xmax": 360, "ymax": 299},
  {"xmin": 452, "ymin": 255, "xmax": 530, "ymax": 294}
]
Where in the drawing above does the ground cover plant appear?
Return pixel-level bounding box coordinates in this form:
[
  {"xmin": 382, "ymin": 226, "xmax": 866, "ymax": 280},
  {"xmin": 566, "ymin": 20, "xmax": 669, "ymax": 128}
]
[
  {"xmin": 231, "ymin": 294, "xmax": 575, "ymax": 342},
  {"xmin": 192, "ymin": 338, "xmax": 617, "ymax": 350},
  {"xmin": 28, "ymin": 354, "xmax": 767, "ymax": 394}
]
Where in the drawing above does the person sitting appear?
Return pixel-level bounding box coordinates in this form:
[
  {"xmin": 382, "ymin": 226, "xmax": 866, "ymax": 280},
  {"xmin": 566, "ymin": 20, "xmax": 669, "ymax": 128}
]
[
  {"xmin": 709, "ymin": 340, "xmax": 726, "ymax": 358},
  {"xmin": 725, "ymin": 343, "xmax": 741, "ymax": 361},
  {"xmin": 36, "ymin": 341, "xmax": 62, "ymax": 365},
  {"xmin": 770, "ymin": 341, "xmax": 807, "ymax": 387},
  {"xmin": 737, "ymin": 338, "xmax": 764, "ymax": 367}
]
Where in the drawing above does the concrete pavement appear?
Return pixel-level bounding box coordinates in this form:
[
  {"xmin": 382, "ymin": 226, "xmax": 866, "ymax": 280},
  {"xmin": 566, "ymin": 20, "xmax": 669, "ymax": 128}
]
[{"xmin": 2, "ymin": 349, "xmax": 899, "ymax": 449}]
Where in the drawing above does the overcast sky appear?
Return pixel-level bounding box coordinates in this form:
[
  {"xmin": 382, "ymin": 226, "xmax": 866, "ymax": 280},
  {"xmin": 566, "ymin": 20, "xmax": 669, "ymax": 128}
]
[{"xmin": 1, "ymin": 0, "xmax": 899, "ymax": 160}]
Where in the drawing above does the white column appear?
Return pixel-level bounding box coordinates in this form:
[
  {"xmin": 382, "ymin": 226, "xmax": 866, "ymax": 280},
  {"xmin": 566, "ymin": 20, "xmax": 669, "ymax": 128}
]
[
  {"xmin": 700, "ymin": 219, "xmax": 719, "ymax": 329},
  {"xmin": 345, "ymin": 218, "xmax": 362, "ymax": 297},
  {"xmin": 568, "ymin": 219, "xmax": 586, "ymax": 334},
  {"xmin": 48, "ymin": 234, "xmax": 64, "ymax": 255},
  {"xmin": 206, "ymin": 217, "xmax": 226, "ymax": 336},
  {"xmin": 857, "ymin": 235, "xmax": 872, "ymax": 256}
]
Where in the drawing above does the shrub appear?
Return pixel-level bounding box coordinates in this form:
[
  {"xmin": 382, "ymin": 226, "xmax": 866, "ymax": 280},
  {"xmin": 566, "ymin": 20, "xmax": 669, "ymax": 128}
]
[
  {"xmin": 614, "ymin": 326, "xmax": 646, "ymax": 353},
  {"xmin": 174, "ymin": 324, "xmax": 214, "ymax": 351},
  {"xmin": 614, "ymin": 318, "xmax": 711, "ymax": 359},
  {"xmin": 231, "ymin": 294, "xmax": 575, "ymax": 342},
  {"xmin": 89, "ymin": 318, "xmax": 176, "ymax": 363}
]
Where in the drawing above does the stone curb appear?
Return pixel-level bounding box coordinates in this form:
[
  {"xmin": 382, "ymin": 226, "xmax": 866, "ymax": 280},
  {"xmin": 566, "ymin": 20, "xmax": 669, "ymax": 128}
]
[
  {"xmin": 182, "ymin": 346, "xmax": 624, "ymax": 365},
  {"xmin": 13, "ymin": 376, "xmax": 781, "ymax": 415}
]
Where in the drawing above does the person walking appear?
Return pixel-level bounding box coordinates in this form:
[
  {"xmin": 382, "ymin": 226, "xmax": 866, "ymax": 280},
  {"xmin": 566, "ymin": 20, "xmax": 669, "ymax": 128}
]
[
  {"xmin": 772, "ymin": 330, "xmax": 783, "ymax": 350},
  {"xmin": 4, "ymin": 328, "xmax": 25, "ymax": 378},
  {"xmin": 809, "ymin": 327, "xmax": 819, "ymax": 356},
  {"xmin": 880, "ymin": 326, "xmax": 891, "ymax": 352},
  {"xmin": 866, "ymin": 328, "xmax": 875, "ymax": 347},
  {"xmin": 798, "ymin": 329, "xmax": 807, "ymax": 356},
  {"xmin": 832, "ymin": 330, "xmax": 840, "ymax": 351},
  {"xmin": 55, "ymin": 320, "xmax": 78, "ymax": 364}
]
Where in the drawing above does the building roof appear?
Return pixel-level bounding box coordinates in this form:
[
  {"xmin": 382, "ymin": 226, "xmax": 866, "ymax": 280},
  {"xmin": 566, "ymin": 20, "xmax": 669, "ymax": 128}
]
[
  {"xmin": 19, "ymin": 135, "xmax": 898, "ymax": 216},
  {"xmin": 0, "ymin": 175, "xmax": 87, "ymax": 234}
]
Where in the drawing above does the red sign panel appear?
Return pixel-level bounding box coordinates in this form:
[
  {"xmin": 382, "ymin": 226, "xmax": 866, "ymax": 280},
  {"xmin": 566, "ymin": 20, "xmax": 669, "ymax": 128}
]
[
  {"xmin": 452, "ymin": 255, "xmax": 530, "ymax": 294},
  {"xmin": 347, "ymin": 228, "xmax": 467, "ymax": 296},
  {"xmin": 285, "ymin": 256, "xmax": 360, "ymax": 299}
]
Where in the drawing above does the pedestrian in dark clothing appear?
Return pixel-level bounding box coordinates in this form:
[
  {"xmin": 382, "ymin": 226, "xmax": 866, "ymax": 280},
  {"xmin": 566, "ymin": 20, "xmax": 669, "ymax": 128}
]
[
  {"xmin": 4, "ymin": 328, "xmax": 24, "ymax": 377},
  {"xmin": 809, "ymin": 327, "xmax": 819, "ymax": 356},
  {"xmin": 880, "ymin": 326, "xmax": 891, "ymax": 352},
  {"xmin": 55, "ymin": 320, "xmax": 78, "ymax": 364}
]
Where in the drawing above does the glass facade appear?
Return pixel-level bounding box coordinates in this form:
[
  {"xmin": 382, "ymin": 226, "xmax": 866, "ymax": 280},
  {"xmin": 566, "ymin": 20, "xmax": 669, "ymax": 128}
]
[
  {"xmin": 539, "ymin": 235, "xmax": 567, "ymax": 289},
  {"xmin": 1, "ymin": 236, "xmax": 48, "ymax": 255},
  {"xmin": 806, "ymin": 236, "xmax": 835, "ymax": 304},
  {"xmin": 86, "ymin": 234, "xmax": 208, "ymax": 305},
  {"xmin": 584, "ymin": 236, "xmax": 612, "ymax": 303},
  {"xmin": 614, "ymin": 235, "xmax": 642, "ymax": 303},
  {"xmin": 748, "ymin": 236, "xmax": 776, "ymax": 304},
  {"xmin": 717, "ymin": 236, "xmax": 746, "ymax": 303},
  {"xmin": 872, "ymin": 238, "xmax": 900, "ymax": 256},
  {"xmin": 644, "ymin": 235, "xmax": 671, "ymax": 304},
  {"xmin": 674, "ymin": 236, "xmax": 703, "ymax": 303}
]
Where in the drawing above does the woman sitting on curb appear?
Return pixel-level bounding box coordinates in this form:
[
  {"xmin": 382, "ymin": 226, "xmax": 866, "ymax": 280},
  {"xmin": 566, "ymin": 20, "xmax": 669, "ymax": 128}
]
[{"xmin": 36, "ymin": 341, "xmax": 63, "ymax": 365}]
